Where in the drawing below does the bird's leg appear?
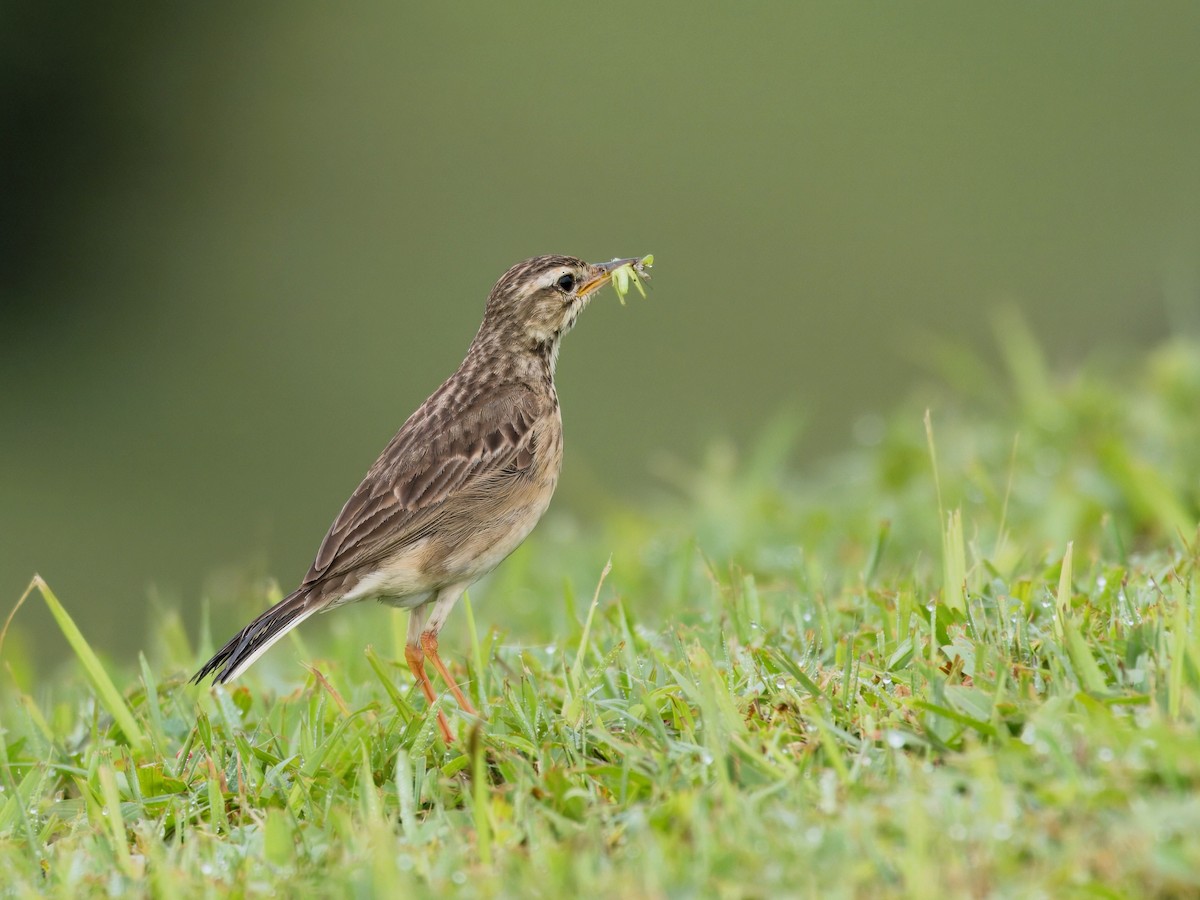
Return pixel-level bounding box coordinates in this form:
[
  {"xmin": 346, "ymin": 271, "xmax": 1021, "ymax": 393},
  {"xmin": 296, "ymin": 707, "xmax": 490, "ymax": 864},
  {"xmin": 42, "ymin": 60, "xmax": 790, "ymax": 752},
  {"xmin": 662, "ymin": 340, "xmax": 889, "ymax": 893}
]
[
  {"xmin": 420, "ymin": 630, "xmax": 478, "ymax": 717},
  {"xmin": 420, "ymin": 584, "xmax": 479, "ymax": 717},
  {"xmin": 405, "ymin": 608, "xmax": 453, "ymax": 743}
]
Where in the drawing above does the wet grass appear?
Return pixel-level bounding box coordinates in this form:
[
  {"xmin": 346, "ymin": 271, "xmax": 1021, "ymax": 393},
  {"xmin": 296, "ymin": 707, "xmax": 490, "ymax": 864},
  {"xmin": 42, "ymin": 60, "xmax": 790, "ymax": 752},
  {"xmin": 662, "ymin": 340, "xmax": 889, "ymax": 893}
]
[{"xmin": 3, "ymin": 332, "xmax": 1200, "ymax": 897}]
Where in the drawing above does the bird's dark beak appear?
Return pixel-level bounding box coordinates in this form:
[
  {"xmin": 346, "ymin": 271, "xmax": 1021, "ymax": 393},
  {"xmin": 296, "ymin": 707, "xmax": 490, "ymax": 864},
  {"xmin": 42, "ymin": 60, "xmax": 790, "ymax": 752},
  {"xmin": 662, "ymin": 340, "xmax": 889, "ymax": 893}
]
[{"xmin": 579, "ymin": 258, "xmax": 642, "ymax": 297}]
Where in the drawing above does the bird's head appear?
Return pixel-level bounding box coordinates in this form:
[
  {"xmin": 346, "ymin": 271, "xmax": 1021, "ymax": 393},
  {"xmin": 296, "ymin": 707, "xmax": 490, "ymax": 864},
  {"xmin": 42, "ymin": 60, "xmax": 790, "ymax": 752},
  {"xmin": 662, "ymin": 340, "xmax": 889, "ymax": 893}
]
[{"xmin": 474, "ymin": 255, "xmax": 641, "ymax": 373}]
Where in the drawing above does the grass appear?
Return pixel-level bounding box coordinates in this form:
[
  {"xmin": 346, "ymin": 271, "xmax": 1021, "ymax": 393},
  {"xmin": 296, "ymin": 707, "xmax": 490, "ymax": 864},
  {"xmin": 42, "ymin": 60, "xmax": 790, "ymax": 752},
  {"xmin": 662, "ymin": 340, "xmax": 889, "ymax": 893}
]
[{"xmin": 4, "ymin": 329, "xmax": 1200, "ymax": 897}]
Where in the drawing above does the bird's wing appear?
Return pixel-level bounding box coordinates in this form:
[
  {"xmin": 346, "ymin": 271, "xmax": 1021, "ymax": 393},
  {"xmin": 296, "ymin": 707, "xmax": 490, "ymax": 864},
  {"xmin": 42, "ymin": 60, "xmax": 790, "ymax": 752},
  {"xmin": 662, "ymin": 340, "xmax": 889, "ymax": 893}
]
[{"xmin": 302, "ymin": 382, "xmax": 544, "ymax": 589}]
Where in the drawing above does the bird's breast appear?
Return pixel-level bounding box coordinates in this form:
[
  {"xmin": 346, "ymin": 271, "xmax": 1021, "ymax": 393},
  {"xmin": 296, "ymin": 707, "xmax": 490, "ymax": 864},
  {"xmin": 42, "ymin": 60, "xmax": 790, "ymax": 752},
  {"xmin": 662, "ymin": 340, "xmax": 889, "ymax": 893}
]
[{"xmin": 429, "ymin": 409, "xmax": 562, "ymax": 582}]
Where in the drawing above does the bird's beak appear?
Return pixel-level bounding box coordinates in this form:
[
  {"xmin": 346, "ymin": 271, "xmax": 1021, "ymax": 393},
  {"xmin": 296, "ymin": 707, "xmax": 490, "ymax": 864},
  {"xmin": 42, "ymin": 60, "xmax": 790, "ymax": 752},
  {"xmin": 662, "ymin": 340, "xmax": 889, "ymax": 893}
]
[{"xmin": 579, "ymin": 257, "xmax": 642, "ymax": 297}]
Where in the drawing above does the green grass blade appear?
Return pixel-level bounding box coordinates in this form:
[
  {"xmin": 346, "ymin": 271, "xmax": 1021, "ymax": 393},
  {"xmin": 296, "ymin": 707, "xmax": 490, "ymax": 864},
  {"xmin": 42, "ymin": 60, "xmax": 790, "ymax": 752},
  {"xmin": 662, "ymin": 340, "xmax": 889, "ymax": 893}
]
[
  {"xmin": 1054, "ymin": 542, "xmax": 1073, "ymax": 642},
  {"xmin": 942, "ymin": 509, "xmax": 967, "ymax": 614},
  {"xmin": 570, "ymin": 556, "xmax": 611, "ymax": 691},
  {"xmin": 98, "ymin": 762, "xmax": 135, "ymax": 877},
  {"xmin": 1054, "ymin": 544, "xmax": 1107, "ymax": 693},
  {"xmin": 25, "ymin": 576, "xmax": 146, "ymax": 750}
]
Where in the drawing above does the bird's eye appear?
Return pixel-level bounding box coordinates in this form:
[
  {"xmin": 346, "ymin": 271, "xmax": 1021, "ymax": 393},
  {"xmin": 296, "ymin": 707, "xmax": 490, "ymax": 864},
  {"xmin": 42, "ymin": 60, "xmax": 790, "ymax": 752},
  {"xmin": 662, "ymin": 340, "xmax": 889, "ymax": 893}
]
[{"xmin": 555, "ymin": 273, "xmax": 577, "ymax": 292}]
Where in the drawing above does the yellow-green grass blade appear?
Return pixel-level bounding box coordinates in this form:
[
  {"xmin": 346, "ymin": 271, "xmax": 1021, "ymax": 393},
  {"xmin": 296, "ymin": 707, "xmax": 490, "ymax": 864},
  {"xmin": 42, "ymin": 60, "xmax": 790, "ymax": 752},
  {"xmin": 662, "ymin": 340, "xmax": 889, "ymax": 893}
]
[{"xmin": 17, "ymin": 576, "xmax": 147, "ymax": 750}]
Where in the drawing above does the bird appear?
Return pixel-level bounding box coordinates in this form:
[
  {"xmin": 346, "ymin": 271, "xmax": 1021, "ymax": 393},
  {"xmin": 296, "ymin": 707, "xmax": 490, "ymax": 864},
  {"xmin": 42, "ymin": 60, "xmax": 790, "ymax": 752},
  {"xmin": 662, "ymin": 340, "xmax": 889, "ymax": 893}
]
[{"xmin": 192, "ymin": 254, "xmax": 646, "ymax": 742}]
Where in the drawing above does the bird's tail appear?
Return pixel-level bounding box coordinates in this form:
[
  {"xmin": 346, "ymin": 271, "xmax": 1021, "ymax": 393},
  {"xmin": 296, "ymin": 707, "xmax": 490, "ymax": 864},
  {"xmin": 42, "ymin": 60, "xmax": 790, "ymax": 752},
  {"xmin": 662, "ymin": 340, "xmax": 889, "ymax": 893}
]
[{"xmin": 191, "ymin": 587, "xmax": 318, "ymax": 685}]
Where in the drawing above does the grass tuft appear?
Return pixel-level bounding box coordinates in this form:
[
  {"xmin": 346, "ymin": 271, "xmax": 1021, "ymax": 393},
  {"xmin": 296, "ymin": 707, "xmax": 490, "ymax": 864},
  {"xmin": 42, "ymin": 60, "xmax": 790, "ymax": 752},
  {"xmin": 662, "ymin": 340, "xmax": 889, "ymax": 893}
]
[{"xmin": 4, "ymin": 335, "xmax": 1200, "ymax": 895}]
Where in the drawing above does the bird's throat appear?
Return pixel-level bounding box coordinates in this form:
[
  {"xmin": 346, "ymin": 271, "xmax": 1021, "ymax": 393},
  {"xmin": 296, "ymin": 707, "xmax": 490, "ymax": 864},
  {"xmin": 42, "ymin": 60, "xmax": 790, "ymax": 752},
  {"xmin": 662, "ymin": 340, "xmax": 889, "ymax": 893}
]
[{"xmin": 535, "ymin": 336, "xmax": 562, "ymax": 379}]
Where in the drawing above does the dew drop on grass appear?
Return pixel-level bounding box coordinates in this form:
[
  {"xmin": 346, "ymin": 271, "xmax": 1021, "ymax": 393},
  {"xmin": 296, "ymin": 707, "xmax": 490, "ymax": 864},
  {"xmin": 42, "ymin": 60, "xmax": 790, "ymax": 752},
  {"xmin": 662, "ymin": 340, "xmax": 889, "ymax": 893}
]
[
  {"xmin": 452, "ymin": 872, "xmax": 467, "ymax": 885},
  {"xmin": 1097, "ymin": 746, "xmax": 1115, "ymax": 763},
  {"xmin": 775, "ymin": 677, "xmax": 786, "ymax": 689},
  {"xmin": 699, "ymin": 750, "xmax": 714, "ymax": 766},
  {"xmin": 885, "ymin": 731, "xmax": 905, "ymax": 749},
  {"xmin": 880, "ymin": 673, "xmax": 893, "ymax": 686}
]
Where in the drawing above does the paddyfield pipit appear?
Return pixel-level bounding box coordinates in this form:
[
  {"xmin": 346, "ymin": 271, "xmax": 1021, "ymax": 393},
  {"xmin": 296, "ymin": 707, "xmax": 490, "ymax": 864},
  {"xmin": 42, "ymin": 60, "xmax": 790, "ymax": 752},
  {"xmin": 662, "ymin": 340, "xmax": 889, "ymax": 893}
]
[{"xmin": 193, "ymin": 255, "xmax": 647, "ymax": 741}]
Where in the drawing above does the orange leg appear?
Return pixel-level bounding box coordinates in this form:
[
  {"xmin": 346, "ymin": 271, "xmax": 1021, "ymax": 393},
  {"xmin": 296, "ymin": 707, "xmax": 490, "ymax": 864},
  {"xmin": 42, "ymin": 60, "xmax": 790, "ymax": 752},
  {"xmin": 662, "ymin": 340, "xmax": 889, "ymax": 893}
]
[
  {"xmin": 405, "ymin": 642, "xmax": 454, "ymax": 743},
  {"xmin": 420, "ymin": 630, "xmax": 479, "ymax": 717}
]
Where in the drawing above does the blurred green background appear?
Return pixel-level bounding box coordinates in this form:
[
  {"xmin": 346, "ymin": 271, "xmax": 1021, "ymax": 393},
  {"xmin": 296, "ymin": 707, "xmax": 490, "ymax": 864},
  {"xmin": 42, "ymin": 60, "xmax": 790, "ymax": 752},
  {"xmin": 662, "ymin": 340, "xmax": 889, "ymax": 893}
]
[{"xmin": 3, "ymin": 3, "xmax": 1198, "ymax": 665}]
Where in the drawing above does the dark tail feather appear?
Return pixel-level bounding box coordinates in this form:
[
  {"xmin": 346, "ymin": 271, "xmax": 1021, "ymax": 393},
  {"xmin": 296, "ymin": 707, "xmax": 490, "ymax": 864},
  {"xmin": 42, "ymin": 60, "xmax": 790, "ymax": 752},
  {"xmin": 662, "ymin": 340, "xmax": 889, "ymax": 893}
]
[{"xmin": 191, "ymin": 588, "xmax": 317, "ymax": 685}]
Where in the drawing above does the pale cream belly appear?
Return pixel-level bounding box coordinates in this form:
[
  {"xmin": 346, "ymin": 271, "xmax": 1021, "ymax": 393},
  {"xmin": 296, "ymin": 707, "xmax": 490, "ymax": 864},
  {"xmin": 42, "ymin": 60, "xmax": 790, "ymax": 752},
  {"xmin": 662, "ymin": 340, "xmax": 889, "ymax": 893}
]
[
  {"xmin": 439, "ymin": 486, "xmax": 554, "ymax": 583},
  {"xmin": 329, "ymin": 479, "xmax": 556, "ymax": 611}
]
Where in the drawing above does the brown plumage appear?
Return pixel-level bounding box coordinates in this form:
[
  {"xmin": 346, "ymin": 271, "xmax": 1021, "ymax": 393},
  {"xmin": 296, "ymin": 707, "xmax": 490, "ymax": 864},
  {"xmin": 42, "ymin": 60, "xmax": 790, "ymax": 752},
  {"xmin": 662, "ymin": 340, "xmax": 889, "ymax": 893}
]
[{"xmin": 192, "ymin": 255, "xmax": 643, "ymax": 742}]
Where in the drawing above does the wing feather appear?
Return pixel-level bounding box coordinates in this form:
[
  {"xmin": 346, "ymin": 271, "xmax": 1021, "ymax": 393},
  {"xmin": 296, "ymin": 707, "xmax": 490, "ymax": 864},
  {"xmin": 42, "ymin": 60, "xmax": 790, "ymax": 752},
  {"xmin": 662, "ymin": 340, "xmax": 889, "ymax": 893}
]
[{"xmin": 304, "ymin": 382, "xmax": 544, "ymax": 588}]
